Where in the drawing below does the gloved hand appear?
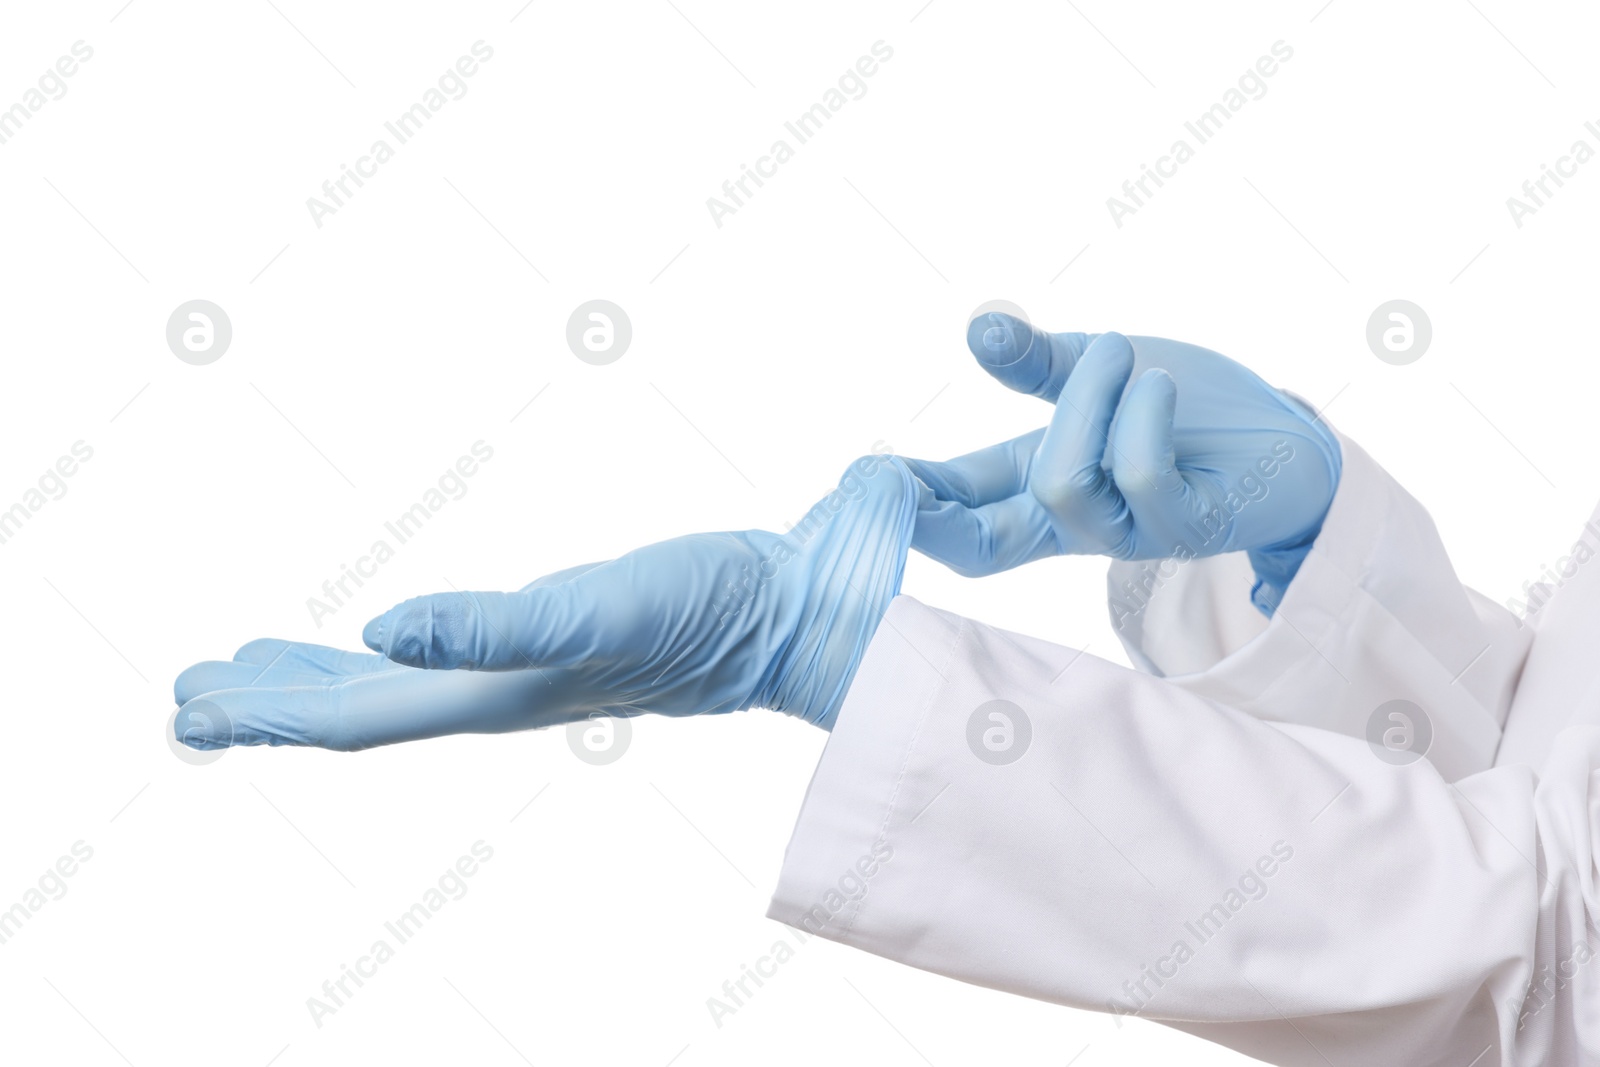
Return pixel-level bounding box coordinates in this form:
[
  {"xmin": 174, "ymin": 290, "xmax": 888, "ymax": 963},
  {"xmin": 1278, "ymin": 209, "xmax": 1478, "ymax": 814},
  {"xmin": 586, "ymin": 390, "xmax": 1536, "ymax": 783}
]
[
  {"xmin": 908, "ymin": 313, "xmax": 1342, "ymax": 615},
  {"xmin": 174, "ymin": 454, "xmax": 917, "ymax": 751}
]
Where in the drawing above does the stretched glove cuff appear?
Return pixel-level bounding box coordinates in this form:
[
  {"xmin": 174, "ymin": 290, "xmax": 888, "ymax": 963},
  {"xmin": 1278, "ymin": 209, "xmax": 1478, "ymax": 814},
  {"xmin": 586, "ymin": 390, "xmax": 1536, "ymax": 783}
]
[{"xmin": 757, "ymin": 454, "xmax": 919, "ymax": 729}]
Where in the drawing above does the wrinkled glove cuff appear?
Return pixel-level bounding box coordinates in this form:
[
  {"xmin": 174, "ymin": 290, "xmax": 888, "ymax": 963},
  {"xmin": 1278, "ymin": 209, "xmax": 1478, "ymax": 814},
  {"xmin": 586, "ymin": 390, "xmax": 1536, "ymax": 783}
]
[{"xmin": 758, "ymin": 454, "xmax": 919, "ymax": 729}]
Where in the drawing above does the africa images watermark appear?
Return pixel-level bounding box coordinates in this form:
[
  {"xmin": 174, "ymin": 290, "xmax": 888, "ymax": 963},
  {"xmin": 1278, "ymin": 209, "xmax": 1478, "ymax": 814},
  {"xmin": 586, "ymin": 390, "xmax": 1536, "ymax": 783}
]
[
  {"xmin": 1108, "ymin": 440, "xmax": 1297, "ymax": 631},
  {"xmin": 305, "ymin": 441, "xmax": 494, "ymax": 627},
  {"xmin": 0, "ymin": 841, "xmax": 94, "ymax": 949},
  {"xmin": 1504, "ymin": 516, "xmax": 1600, "ymax": 622},
  {"xmin": 305, "ymin": 41, "xmax": 495, "ymax": 229},
  {"xmin": 0, "ymin": 41, "xmax": 95, "ymax": 148},
  {"xmin": 705, "ymin": 840, "xmax": 894, "ymax": 1029},
  {"xmin": 1106, "ymin": 840, "xmax": 1295, "ymax": 1024},
  {"xmin": 1106, "ymin": 40, "xmax": 1295, "ymax": 228},
  {"xmin": 1505, "ymin": 119, "xmax": 1600, "ymax": 229},
  {"xmin": 705, "ymin": 40, "xmax": 895, "ymax": 229},
  {"xmin": 0, "ymin": 441, "xmax": 95, "ymax": 548},
  {"xmin": 306, "ymin": 840, "xmax": 495, "ymax": 1028},
  {"xmin": 1511, "ymin": 937, "xmax": 1596, "ymax": 1034}
]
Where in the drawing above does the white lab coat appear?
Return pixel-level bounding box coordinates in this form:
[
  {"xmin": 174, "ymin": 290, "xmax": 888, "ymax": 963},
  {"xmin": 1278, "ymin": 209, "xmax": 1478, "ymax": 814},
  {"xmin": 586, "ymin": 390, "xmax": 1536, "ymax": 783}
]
[{"xmin": 768, "ymin": 431, "xmax": 1600, "ymax": 1067}]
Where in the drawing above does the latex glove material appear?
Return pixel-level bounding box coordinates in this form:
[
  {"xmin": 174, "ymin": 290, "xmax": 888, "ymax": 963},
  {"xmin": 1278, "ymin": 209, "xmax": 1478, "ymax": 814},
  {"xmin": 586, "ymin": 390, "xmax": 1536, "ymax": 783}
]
[
  {"xmin": 174, "ymin": 455, "xmax": 917, "ymax": 750},
  {"xmin": 173, "ymin": 640, "xmax": 561, "ymax": 750},
  {"xmin": 908, "ymin": 315, "xmax": 1342, "ymax": 614}
]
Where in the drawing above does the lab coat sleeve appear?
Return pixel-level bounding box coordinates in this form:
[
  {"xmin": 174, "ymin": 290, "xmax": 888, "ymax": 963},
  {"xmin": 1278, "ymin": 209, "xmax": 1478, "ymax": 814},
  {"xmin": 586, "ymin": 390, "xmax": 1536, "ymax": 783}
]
[
  {"xmin": 768, "ymin": 594, "xmax": 1591, "ymax": 1067},
  {"xmin": 1104, "ymin": 430, "xmax": 1531, "ymax": 783}
]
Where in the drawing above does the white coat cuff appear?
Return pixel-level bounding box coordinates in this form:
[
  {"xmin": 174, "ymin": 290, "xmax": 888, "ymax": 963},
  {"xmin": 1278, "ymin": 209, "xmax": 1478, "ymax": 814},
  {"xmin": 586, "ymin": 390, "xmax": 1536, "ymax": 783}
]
[
  {"xmin": 1103, "ymin": 428, "xmax": 1528, "ymax": 781},
  {"xmin": 766, "ymin": 596, "xmax": 965, "ymax": 944},
  {"xmin": 1107, "ymin": 426, "xmax": 1377, "ymax": 679}
]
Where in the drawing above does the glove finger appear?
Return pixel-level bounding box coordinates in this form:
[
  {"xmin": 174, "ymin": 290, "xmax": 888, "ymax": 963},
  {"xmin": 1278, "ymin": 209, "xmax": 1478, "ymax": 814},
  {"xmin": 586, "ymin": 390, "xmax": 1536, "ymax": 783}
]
[
  {"xmin": 232, "ymin": 638, "xmax": 394, "ymax": 676},
  {"xmin": 901, "ymin": 428, "xmax": 1044, "ymax": 507},
  {"xmin": 911, "ymin": 492, "xmax": 1058, "ymax": 576},
  {"xmin": 175, "ymin": 686, "xmax": 339, "ymax": 749},
  {"xmin": 1109, "ymin": 368, "xmax": 1201, "ymax": 557},
  {"xmin": 363, "ymin": 583, "xmax": 599, "ymax": 671},
  {"xmin": 176, "ymin": 666, "xmax": 587, "ymax": 751},
  {"xmin": 966, "ymin": 312, "xmax": 1095, "ymax": 403},
  {"xmin": 326, "ymin": 666, "xmax": 586, "ymax": 746},
  {"xmin": 174, "ymin": 659, "xmax": 402, "ymax": 706},
  {"xmin": 1030, "ymin": 332, "xmax": 1137, "ymax": 554}
]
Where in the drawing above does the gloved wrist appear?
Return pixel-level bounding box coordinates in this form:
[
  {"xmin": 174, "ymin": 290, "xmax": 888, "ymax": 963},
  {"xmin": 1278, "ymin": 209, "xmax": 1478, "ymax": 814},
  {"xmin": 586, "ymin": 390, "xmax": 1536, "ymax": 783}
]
[
  {"xmin": 754, "ymin": 454, "xmax": 918, "ymax": 729},
  {"xmin": 1247, "ymin": 538, "xmax": 1316, "ymax": 616}
]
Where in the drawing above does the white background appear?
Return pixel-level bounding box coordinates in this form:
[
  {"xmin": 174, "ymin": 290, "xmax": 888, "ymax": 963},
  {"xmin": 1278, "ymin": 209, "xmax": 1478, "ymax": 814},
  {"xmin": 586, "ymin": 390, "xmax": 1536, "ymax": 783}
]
[{"xmin": 0, "ymin": 0, "xmax": 1596, "ymax": 1064}]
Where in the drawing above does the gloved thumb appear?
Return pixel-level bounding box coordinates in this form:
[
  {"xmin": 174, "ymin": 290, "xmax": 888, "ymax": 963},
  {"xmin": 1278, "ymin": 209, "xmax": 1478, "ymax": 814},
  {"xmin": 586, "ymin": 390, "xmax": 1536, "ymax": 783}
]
[
  {"xmin": 966, "ymin": 311, "xmax": 1093, "ymax": 403},
  {"xmin": 363, "ymin": 585, "xmax": 594, "ymax": 670}
]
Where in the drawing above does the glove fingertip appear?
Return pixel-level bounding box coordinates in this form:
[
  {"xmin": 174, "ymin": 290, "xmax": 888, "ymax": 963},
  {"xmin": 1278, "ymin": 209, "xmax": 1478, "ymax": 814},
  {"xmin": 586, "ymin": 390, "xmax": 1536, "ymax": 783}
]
[
  {"xmin": 361, "ymin": 613, "xmax": 386, "ymax": 655},
  {"xmin": 1083, "ymin": 330, "xmax": 1136, "ymax": 374},
  {"xmin": 174, "ymin": 696, "xmax": 234, "ymax": 750},
  {"xmin": 1139, "ymin": 363, "xmax": 1175, "ymax": 389},
  {"xmin": 1126, "ymin": 366, "xmax": 1178, "ymax": 426},
  {"xmin": 966, "ymin": 311, "xmax": 1033, "ymax": 367},
  {"xmin": 366, "ymin": 598, "xmax": 444, "ymax": 668}
]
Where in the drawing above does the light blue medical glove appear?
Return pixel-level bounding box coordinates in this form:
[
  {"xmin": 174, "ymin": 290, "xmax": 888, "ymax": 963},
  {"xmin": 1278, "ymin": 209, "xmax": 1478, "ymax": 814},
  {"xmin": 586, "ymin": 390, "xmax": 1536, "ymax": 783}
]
[
  {"xmin": 173, "ymin": 454, "xmax": 918, "ymax": 751},
  {"xmin": 907, "ymin": 314, "xmax": 1341, "ymax": 615}
]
